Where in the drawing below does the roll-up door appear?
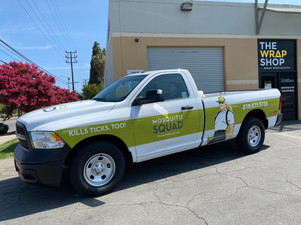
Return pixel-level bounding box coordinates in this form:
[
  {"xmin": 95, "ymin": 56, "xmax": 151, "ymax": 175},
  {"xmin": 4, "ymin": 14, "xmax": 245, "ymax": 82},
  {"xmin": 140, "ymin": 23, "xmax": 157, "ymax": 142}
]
[{"xmin": 147, "ymin": 47, "xmax": 224, "ymax": 93}]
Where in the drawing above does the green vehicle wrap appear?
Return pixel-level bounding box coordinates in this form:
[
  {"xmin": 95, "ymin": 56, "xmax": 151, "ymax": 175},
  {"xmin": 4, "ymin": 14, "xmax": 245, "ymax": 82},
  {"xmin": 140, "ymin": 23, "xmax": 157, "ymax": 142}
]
[{"xmin": 55, "ymin": 97, "xmax": 280, "ymax": 149}]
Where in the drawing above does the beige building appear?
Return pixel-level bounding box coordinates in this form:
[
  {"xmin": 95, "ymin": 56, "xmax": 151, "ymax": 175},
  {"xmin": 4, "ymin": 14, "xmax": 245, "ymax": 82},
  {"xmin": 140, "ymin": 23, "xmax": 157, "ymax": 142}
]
[{"xmin": 105, "ymin": 0, "xmax": 301, "ymax": 120}]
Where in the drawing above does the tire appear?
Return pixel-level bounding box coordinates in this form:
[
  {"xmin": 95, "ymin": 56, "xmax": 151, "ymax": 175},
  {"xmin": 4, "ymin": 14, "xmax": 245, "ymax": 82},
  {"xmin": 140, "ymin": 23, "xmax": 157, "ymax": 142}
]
[
  {"xmin": 70, "ymin": 141, "xmax": 125, "ymax": 196},
  {"xmin": 0, "ymin": 127, "xmax": 7, "ymax": 134},
  {"xmin": 237, "ymin": 118, "xmax": 265, "ymax": 154}
]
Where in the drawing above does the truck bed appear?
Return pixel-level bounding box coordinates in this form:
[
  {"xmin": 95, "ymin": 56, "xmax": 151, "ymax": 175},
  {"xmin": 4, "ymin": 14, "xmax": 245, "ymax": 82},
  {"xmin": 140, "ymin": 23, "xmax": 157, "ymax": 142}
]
[{"xmin": 199, "ymin": 89, "xmax": 272, "ymax": 99}]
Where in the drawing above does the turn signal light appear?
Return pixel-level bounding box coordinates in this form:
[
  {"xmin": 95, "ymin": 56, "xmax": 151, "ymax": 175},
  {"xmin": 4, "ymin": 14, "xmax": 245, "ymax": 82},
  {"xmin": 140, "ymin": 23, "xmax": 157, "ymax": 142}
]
[{"xmin": 50, "ymin": 133, "xmax": 63, "ymax": 142}]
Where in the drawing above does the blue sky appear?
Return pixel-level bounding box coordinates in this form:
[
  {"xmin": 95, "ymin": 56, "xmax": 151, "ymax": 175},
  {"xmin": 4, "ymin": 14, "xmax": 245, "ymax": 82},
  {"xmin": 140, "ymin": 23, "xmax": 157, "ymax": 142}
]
[
  {"xmin": 0, "ymin": 0, "xmax": 108, "ymax": 92},
  {"xmin": 0, "ymin": 0, "xmax": 301, "ymax": 93}
]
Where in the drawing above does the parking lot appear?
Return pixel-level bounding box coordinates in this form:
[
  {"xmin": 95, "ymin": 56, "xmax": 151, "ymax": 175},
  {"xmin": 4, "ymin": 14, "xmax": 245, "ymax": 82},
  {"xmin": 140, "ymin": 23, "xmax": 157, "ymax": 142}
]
[{"xmin": 1, "ymin": 121, "xmax": 301, "ymax": 225}]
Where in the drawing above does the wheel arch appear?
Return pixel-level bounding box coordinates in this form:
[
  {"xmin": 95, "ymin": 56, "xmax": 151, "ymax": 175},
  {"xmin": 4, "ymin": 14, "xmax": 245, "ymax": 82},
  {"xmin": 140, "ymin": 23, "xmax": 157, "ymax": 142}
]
[
  {"xmin": 241, "ymin": 109, "xmax": 268, "ymax": 130},
  {"xmin": 64, "ymin": 135, "xmax": 133, "ymax": 167}
]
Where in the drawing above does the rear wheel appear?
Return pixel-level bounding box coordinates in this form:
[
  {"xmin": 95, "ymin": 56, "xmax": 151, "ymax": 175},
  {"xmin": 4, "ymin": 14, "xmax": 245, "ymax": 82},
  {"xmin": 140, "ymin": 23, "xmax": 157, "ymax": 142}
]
[
  {"xmin": 70, "ymin": 141, "xmax": 125, "ymax": 196},
  {"xmin": 237, "ymin": 118, "xmax": 265, "ymax": 154}
]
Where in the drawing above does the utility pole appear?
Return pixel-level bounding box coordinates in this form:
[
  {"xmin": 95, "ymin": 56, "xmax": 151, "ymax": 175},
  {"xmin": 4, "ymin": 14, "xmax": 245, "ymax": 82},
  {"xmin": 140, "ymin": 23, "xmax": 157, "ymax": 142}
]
[
  {"xmin": 67, "ymin": 77, "xmax": 71, "ymax": 90},
  {"xmin": 65, "ymin": 50, "xmax": 77, "ymax": 91},
  {"xmin": 83, "ymin": 79, "xmax": 89, "ymax": 85},
  {"xmin": 60, "ymin": 76, "xmax": 73, "ymax": 90}
]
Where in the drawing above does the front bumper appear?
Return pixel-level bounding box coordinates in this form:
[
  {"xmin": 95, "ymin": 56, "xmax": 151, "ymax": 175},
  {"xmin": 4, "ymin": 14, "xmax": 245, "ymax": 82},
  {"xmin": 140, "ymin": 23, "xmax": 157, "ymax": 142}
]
[{"xmin": 14, "ymin": 143, "xmax": 72, "ymax": 187}]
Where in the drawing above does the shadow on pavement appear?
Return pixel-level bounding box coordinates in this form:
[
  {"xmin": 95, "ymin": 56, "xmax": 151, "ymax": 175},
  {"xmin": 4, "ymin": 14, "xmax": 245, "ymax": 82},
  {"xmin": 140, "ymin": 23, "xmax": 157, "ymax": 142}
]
[
  {"xmin": 269, "ymin": 120, "xmax": 301, "ymax": 132},
  {"xmin": 118, "ymin": 140, "xmax": 269, "ymax": 190},
  {"xmin": 0, "ymin": 132, "xmax": 16, "ymax": 137},
  {"xmin": 0, "ymin": 140, "xmax": 269, "ymax": 222},
  {"xmin": 0, "ymin": 176, "xmax": 105, "ymax": 221}
]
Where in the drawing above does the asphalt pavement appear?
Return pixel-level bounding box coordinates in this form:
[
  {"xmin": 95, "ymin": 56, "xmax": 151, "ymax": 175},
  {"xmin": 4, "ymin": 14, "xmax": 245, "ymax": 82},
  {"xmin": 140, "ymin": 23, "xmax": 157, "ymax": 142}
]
[
  {"xmin": 0, "ymin": 118, "xmax": 17, "ymax": 145},
  {"xmin": 1, "ymin": 117, "xmax": 17, "ymax": 134},
  {"xmin": 1, "ymin": 121, "xmax": 301, "ymax": 225}
]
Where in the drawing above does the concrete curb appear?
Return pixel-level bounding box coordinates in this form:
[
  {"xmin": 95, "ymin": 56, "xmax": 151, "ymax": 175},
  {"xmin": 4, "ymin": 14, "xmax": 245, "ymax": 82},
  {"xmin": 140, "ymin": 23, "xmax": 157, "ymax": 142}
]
[{"xmin": 0, "ymin": 134, "xmax": 17, "ymax": 145}]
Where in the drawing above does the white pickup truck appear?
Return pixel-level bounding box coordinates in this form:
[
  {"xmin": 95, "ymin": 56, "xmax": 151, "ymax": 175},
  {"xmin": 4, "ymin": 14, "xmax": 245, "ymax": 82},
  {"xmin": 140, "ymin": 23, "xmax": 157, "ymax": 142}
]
[{"xmin": 14, "ymin": 69, "xmax": 282, "ymax": 196}]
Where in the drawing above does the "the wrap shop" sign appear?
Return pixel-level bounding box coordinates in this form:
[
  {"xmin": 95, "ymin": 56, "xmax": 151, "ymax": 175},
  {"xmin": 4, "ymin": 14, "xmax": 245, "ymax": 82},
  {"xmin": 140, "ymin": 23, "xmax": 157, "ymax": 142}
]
[{"xmin": 258, "ymin": 39, "xmax": 296, "ymax": 72}]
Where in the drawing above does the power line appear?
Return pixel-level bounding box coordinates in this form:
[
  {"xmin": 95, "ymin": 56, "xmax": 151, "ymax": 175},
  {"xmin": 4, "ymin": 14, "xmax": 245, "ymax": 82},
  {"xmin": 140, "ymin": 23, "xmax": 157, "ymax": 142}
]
[
  {"xmin": 50, "ymin": 0, "xmax": 77, "ymax": 49},
  {"xmin": 75, "ymin": 53, "xmax": 90, "ymax": 84},
  {"xmin": 17, "ymin": 0, "xmax": 64, "ymax": 58},
  {"xmin": 0, "ymin": 38, "xmax": 66, "ymax": 84},
  {"xmin": 24, "ymin": 0, "xmax": 65, "ymax": 55},
  {"xmin": 0, "ymin": 49, "xmax": 19, "ymax": 62},
  {"xmin": 31, "ymin": 0, "xmax": 66, "ymax": 52},
  {"xmin": 0, "ymin": 43, "xmax": 24, "ymax": 61},
  {"xmin": 0, "ymin": 39, "xmax": 34, "ymax": 64},
  {"xmin": 45, "ymin": 0, "xmax": 72, "ymax": 50},
  {"xmin": 0, "ymin": 59, "xmax": 8, "ymax": 65},
  {"xmin": 15, "ymin": 0, "xmax": 79, "ymax": 88},
  {"xmin": 75, "ymin": 62, "xmax": 83, "ymax": 83}
]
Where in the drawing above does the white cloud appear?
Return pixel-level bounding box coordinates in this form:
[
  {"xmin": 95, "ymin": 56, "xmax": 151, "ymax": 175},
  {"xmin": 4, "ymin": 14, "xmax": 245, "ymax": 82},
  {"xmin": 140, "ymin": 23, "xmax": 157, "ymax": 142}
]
[
  {"xmin": 46, "ymin": 66, "xmax": 70, "ymax": 70},
  {"xmin": 16, "ymin": 45, "xmax": 52, "ymax": 50},
  {"xmin": 47, "ymin": 64, "xmax": 90, "ymax": 70},
  {"xmin": 0, "ymin": 25, "xmax": 36, "ymax": 35}
]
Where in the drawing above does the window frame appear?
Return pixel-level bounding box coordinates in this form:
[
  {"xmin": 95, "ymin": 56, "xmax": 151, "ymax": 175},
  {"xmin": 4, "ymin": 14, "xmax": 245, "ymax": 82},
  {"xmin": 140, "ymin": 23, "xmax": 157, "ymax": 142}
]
[{"xmin": 138, "ymin": 73, "xmax": 190, "ymax": 102}]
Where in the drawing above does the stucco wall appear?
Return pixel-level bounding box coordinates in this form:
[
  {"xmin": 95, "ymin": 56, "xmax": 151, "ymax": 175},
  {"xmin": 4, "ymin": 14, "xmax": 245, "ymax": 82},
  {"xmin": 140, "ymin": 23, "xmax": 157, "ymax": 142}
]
[
  {"xmin": 111, "ymin": 36, "xmax": 259, "ymax": 90},
  {"xmin": 107, "ymin": 0, "xmax": 301, "ymax": 119}
]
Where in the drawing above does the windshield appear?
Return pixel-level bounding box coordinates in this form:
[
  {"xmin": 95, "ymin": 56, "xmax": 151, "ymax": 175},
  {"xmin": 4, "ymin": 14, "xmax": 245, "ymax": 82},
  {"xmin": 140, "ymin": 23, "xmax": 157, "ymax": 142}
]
[{"xmin": 93, "ymin": 75, "xmax": 147, "ymax": 102}]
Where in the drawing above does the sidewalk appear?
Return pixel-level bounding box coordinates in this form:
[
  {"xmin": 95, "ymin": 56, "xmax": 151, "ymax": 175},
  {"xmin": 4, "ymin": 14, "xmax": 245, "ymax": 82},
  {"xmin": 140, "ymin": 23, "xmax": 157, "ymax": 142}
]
[{"xmin": 0, "ymin": 133, "xmax": 17, "ymax": 145}]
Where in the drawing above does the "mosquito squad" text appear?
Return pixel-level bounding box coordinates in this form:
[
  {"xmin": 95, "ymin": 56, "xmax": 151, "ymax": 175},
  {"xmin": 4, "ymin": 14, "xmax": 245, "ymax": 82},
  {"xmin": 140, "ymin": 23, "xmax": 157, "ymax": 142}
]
[{"xmin": 152, "ymin": 115, "xmax": 183, "ymax": 134}]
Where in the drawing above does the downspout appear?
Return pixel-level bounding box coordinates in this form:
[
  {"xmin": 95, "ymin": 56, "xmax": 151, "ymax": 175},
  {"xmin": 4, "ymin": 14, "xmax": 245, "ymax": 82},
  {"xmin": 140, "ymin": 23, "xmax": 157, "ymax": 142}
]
[{"xmin": 256, "ymin": 0, "xmax": 269, "ymax": 35}]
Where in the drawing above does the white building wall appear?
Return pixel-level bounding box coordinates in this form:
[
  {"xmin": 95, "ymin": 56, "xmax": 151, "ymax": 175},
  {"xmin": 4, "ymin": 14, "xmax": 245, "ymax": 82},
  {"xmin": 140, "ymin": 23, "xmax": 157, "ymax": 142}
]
[
  {"xmin": 109, "ymin": 0, "xmax": 301, "ymax": 36},
  {"xmin": 104, "ymin": 21, "xmax": 115, "ymax": 87}
]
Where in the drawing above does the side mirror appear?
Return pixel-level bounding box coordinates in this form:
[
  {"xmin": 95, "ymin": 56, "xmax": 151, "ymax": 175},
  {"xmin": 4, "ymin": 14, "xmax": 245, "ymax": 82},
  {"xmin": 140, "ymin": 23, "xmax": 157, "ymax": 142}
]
[{"xmin": 132, "ymin": 89, "xmax": 164, "ymax": 106}]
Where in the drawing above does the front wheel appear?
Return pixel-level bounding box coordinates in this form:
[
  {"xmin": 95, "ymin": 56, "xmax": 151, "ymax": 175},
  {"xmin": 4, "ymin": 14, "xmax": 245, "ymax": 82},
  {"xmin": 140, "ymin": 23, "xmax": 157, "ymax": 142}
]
[
  {"xmin": 237, "ymin": 118, "xmax": 265, "ymax": 154},
  {"xmin": 70, "ymin": 141, "xmax": 125, "ymax": 196}
]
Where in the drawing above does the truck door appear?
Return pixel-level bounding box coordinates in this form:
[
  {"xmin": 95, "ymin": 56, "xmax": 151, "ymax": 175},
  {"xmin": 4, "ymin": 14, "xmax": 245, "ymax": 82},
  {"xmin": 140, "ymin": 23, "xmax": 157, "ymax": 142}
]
[{"xmin": 130, "ymin": 73, "xmax": 203, "ymax": 162}]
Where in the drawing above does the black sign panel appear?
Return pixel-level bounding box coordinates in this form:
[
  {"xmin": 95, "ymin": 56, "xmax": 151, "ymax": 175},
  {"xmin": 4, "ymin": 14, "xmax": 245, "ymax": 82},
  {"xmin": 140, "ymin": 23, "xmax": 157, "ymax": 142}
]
[
  {"xmin": 258, "ymin": 39, "xmax": 296, "ymax": 72},
  {"xmin": 280, "ymin": 73, "xmax": 297, "ymax": 120}
]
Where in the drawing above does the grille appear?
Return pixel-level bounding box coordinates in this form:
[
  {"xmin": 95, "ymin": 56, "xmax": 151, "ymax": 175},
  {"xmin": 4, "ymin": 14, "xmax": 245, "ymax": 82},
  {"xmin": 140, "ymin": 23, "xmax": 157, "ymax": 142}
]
[
  {"xmin": 16, "ymin": 122, "xmax": 26, "ymax": 135},
  {"xmin": 16, "ymin": 122, "xmax": 30, "ymax": 150}
]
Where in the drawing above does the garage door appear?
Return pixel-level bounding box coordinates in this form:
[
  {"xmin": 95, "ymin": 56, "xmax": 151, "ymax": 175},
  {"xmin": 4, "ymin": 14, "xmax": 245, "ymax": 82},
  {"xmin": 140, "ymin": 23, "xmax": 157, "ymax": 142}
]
[{"xmin": 147, "ymin": 47, "xmax": 224, "ymax": 93}]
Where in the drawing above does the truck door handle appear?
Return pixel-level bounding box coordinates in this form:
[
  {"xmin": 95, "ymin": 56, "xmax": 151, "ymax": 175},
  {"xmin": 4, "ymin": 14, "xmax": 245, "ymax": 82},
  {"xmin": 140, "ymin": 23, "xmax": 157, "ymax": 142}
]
[{"xmin": 181, "ymin": 106, "xmax": 193, "ymax": 110}]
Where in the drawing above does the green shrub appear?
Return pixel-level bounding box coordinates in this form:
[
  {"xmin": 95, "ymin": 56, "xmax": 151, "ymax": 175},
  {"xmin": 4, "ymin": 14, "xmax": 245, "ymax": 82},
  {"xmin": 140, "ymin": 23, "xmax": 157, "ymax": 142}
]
[
  {"xmin": 0, "ymin": 104, "xmax": 6, "ymax": 114},
  {"xmin": 82, "ymin": 83, "xmax": 103, "ymax": 100}
]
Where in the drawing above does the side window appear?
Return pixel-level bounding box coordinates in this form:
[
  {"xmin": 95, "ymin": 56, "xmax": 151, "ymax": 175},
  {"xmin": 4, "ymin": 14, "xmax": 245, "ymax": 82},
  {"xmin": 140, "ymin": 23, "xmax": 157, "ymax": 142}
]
[{"xmin": 140, "ymin": 74, "xmax": 189, "ymax": 100}]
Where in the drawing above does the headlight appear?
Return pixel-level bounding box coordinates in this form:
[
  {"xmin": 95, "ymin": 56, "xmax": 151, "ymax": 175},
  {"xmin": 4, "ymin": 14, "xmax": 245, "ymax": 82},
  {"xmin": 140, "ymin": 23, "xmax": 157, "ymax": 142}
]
[{"xmin": 30, "ymin": 132, "xmax": 65, "ymax": 149}]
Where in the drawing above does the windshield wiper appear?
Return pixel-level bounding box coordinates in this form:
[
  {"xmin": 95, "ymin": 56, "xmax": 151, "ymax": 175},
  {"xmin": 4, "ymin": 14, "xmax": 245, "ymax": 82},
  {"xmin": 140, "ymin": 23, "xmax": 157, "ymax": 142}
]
[{"xmin": 93, "ymin": 97, "xmax": 107, "ymax": 102}]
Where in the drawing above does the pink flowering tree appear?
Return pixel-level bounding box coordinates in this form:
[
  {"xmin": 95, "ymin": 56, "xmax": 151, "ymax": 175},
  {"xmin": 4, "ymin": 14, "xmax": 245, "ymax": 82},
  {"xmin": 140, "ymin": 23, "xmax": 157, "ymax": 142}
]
[{"xmin": 0, "ymin": 61, "xmax": 79, "ymax": 119}]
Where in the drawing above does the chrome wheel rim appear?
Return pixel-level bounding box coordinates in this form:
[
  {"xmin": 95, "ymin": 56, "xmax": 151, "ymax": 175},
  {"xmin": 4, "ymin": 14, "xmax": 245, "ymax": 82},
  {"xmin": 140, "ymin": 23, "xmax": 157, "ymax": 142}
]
[
  {"xmin": 248, "ymin": 125, "xmax": 261, "ymax": 147},
  {"xmin": 83, "ymin": 153, "xmax": 116, "ymax": 187}
]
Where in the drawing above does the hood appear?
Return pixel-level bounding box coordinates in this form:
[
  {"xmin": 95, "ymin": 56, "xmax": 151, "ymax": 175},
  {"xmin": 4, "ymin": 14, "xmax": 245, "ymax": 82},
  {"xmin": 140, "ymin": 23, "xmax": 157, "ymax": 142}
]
[{"xmin": 18, "ymin": 100, "xmax": 116, "ymax": 131}]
